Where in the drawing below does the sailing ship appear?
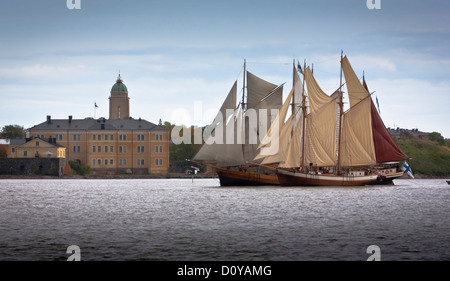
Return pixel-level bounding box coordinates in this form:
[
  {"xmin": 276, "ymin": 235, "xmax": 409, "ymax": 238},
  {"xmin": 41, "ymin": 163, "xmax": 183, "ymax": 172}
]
[
  {"xmin": 189, "ymin": 60, "xmax": 286, "ymax": 186},
  {"xmin": 275, "ymin": 53, "xmax": 408, "ymax": 186}
]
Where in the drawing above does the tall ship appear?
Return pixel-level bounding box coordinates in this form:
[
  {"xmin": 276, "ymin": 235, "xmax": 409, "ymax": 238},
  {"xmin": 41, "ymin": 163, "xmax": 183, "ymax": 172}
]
[
  {"xmin": 189, "ymin": 60, "xmax": 288, "ymax": 186},
  {"xmin": 276, "ymin": 53, "xmax": 409, "ymax": 186}
]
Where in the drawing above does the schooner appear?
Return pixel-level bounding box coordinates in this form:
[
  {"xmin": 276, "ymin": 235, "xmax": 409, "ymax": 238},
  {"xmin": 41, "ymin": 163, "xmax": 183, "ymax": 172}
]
[{"xmin": 276, "ymin": 53, "xmax": 408, "ymax": 186}]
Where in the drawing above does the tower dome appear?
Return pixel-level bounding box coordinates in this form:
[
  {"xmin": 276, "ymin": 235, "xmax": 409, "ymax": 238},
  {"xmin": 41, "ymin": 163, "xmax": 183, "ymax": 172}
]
[{"xmin": 111, "ymin": 74, "xmax": 128, "ymax": 93}]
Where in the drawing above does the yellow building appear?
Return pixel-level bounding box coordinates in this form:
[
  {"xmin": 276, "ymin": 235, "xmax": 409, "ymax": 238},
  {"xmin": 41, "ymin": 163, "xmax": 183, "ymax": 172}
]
[
  {"xmin": 6, "ymin": 137, "xmax": 66, "ymax": 159},
  {"xmin": 28, "ymin": 75, "xmax": 170, "ymax": 175}
]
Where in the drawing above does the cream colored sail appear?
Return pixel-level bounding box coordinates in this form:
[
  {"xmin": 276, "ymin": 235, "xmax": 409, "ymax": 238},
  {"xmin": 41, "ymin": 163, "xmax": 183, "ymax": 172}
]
[
  {"xmin": 303, "ymin": 99, "xmax": 337, "ymax": 167},
  {"xmin": 340, "ymin": 97, "xmax": 376, "ymax": 166},
  {"xmin": 342, "ymin": 56, "xmax": 370, "ymax": 107},
  {"xmin": 260, "ymin": 114, "xmax": 295, "ymax": 164},
  {"xmin": 256, "ymin": 87, "xmax": 294, "ymax": 152},
  {"xmin": 304, "ymin": 67, "xmax": 333, "ymax": 113},
  {"xmin": 279, "ymin": 115, "xmax": 302, "ymax": 168}
]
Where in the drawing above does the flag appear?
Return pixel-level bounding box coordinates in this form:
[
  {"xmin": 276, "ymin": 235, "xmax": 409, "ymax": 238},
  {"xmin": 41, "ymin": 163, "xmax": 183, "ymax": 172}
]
[
  {"xmin": 95, "ymin": 102, "xmax": 98, "ymax": 108},
  {"xmin": 402, "ymin": 161, "xmax": 414, "ymax": 179},
  {"xmin": 297, "ymin": 61, "xmax": 303, "ymax": 74},
  {"xmin": 376, "ymin": 96, "xmax": 380, "ymax": 114}
]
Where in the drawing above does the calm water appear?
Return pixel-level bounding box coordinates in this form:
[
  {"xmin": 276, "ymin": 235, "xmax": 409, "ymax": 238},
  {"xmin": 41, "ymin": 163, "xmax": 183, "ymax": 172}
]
[{"xmin": 0, "ymin": 178, "xmax": 448, "ymax": 261}]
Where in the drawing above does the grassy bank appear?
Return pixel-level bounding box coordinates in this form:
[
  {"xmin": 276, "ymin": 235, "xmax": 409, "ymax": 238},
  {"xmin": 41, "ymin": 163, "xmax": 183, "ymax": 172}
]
[{"xmin": 397, "ymin": 138, "xmax": 450, "ymax": 177}]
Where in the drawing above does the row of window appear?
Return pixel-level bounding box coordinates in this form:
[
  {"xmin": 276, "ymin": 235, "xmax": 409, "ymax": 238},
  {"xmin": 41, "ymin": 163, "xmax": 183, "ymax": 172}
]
[
  {"xmin": 71, "ymin": 145, "xmax": 164, "ymax": 153},
  {"xmin": 91, "ymin": 159, "xmax": 164, "ymax": 166},
  {"xmin": 19, "ymin": 150, "xmax": 65, "ymax": 157},
  {"xmin": 35, "ymin": 134, "xmax": 165, "ymax": 141}
]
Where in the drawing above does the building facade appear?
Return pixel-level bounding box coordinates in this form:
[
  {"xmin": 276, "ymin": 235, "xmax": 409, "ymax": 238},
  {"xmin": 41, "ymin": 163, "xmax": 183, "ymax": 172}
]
[{"xmin": 28, "ymin": 75, "xmax": 170, "ymax": 175}]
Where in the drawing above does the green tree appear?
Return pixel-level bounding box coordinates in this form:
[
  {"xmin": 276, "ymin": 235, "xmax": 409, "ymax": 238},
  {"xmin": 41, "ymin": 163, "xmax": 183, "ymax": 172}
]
[
  {"xmin": 1, "ymin": 125, "xmax": 26, "ymax": 139},
  {"xmin": 428, "ymin": 132, "xmax": 445, "ymax": 146}
]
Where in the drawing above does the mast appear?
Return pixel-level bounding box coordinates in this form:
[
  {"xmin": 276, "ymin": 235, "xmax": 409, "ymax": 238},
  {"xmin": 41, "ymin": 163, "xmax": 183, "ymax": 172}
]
[
  {"xmin": 292, "ymin": 59, "xmax": 295, "ymax": 114},
  {"xmin": 300, "ymin": 59, "xmax": 307, "ymax": 171},
  {"xmin": 242, "ymin": 59, "xmax": 246, "ymax": 113},
  {"xmin": 336, "ymin": 50, "xmax": 344, "ymax": 174}
]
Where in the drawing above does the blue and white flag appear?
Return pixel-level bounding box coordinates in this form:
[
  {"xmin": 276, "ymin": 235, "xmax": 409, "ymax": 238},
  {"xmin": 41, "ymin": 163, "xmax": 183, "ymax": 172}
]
[
  {"xmin": 297, "ymin": 61, "xmax": 303, "ymax": 74},
  {"xmin": 402, "ymin": 161, "xmax": 414, "ymax": 179}
]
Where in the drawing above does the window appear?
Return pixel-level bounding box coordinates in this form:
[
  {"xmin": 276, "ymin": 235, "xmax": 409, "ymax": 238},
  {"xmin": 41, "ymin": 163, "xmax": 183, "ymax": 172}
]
[
  {"xmin": 98, "ymin": 134, "xmax": 101, "ymax": 141},
  {"xmin": 24, "ymin": 151, "xmax": 28, "ymax": 156},
  {"xmin": 58, "ymin": 134, "xmax": 63, "ymax": 141},
  {"xmin": 159, "ymin": 159, "xmax": 163, "ymax": 166},
  {"xmin": 105, "ymin": 159, "xmax": 108, "ymax": 165},
  {"xmin": 159, "ymin": 146, "xmax": 163, "ymax": 153},
  {"xmin": 12, "ymin": 148, "xmax": 15, "ymax": 153},
  {"xmin": 123, "ymin": 134, "xmax": 127, "ymax": 141},
  {"xmin": 73, "ymin": 146, "xmax": 77, "ymax": 153},
  {"xmin": 155, "ymin": 146, "xmax": 159, "ymax": 153},
  {"xmin": 36, "ymin": 141, "xmax": 39, "ymax": 147},
  {"xmin": 105, "ymin": 146, "xmax": 108, "ymax": 153},
  {"xmin": 92, "ymin": 159, "xmax": 96, "ymax": 166},
  {"xmin": 110, "ymin": 159, "xmax": 113, "ymax": 165},
  {"xmin": 105, "ymin": 134, "xmax": 108, "ymax": 141},
  {"xmin": 97, "ymin": 146, "xmax": 101, "ymax": 153},
  {"xmin": 138, "ymin": 146, "xmax": 144, "ymax": 153},
  {"xmin": 73, "ymin": 134, "xmax": 80, "ymax": 141},
  {"xmin": 119, "ymin": 146, "xmax": 122, "ymax": 153},
  {"xmin": 110, "ymin": 146, "xmax": 113, "ymax": 153},
  {"xmin": 155, "ymin": 134, "xmax": 159, "ymax": 141},
  {"xmin": 138, "ymin": 159, "xmax": 145, "ymax": 166},
  {"xmin": 93, "ymin": 134, "xmax": 96, "ymax": 140},
  {"xmin": 93, "ymin": 146, "xmax": 96, "ymax": 153},
  {"xmin": 119, "ymin": 135, "xmax": 122, "ymax": 141},
  {"xmin": 110, "ymin": 134, "xmax": 114, "ymax": 140},
  {"xmin": 97, "ymin": 159, "xmax": 101, "ymax": 165}
]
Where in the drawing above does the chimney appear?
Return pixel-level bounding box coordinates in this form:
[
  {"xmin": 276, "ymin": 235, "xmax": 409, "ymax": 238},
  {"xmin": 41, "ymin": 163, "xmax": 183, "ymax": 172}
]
[
  {"xmin": 47, "ymin": 115, "xmax": 51, "ymax": 124},
  {"xmin": 69, "ymin": 116, "xmax": 72, "ymax": 123}
]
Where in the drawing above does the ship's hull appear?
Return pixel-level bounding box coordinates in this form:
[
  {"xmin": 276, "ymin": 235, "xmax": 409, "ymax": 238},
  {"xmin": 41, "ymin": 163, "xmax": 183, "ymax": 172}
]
[
  {"xmin": 276, "ymin": 169, "xmax": 378, "ymax": 186},
  {"xmin": 367, "ymin": 171, "xmax": 404, "ymax": 185},
  {"xmin": 216, "ymin": 168, "xmax": 279, "ymax": 186}
]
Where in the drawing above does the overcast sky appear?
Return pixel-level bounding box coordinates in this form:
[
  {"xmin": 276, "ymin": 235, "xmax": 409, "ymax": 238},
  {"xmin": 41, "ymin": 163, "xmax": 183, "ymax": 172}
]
[{"xmin": 1, "ymin": 0, "xmax": 449, "ymax": 138}]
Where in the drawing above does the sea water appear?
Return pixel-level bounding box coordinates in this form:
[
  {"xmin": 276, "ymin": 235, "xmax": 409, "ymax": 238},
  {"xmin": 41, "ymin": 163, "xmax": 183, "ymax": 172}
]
[{"xmin": 0, "ymin": 178, "xmax": 448, "ymax": 261}]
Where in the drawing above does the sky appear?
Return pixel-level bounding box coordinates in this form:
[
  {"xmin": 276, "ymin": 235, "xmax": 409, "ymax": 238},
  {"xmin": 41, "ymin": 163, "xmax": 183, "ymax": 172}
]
[{"xmin": 0, "ymin": 0, "xmax": 449, "ymax": 138}]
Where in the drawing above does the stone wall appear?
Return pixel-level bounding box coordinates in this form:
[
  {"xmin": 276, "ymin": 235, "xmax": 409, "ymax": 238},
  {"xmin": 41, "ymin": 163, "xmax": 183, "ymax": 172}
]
[{"xmin": 0, "ymin": 158, "xmax": 67, "ymax": 176}]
